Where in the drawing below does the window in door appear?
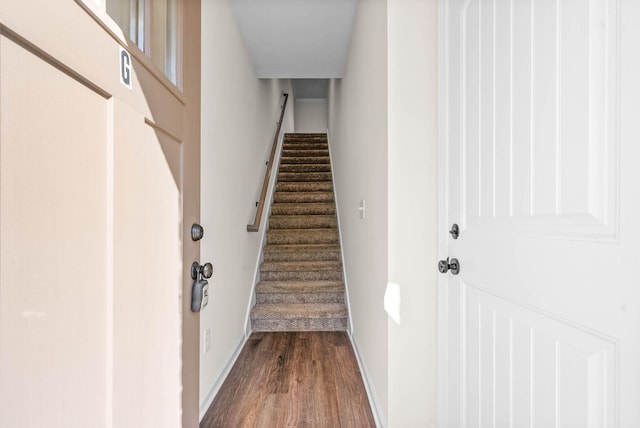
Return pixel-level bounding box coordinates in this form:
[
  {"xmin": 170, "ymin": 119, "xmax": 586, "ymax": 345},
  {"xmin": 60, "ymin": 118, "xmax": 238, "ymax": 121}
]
[{"xmin": 106, "ymin": 0, "xmax": 179, "ymax": 86}]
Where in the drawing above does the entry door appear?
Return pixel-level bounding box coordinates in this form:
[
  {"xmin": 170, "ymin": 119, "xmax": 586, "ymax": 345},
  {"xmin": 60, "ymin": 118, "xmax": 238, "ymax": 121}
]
[
  {"xmin": 0, "ymin": 1, "xmax": 201, "ymax": 427},
  {"xmin": 439, "ymin": 0, "xmax": 640, "ymax": 427}
]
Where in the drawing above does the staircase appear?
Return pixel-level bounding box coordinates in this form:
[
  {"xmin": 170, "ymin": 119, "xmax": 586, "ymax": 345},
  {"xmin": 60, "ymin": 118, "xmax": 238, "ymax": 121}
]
[{"xmin": 250, "ymin": 133, "xmax": 349, "ymax": 332}]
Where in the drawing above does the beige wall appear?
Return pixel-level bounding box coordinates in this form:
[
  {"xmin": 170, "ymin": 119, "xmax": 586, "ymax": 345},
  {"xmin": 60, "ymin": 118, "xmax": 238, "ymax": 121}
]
[
  {"xmin": 327, "ymin": 0, "xmax": 390, "ymax": 423},
  {"xmin": 328, "ymin": 0, "xmax": 439, "ymax": 426},
  {"xmin": 387, "ymin": 0, "xmax": 438, "ymax": 426},
  {"xmin": 199, "ymin": 0, "xmax": 293, "ymax": 416},
  {"xmin": 294, "ymin": 99, "xmax": 328, "ymax": 133}
]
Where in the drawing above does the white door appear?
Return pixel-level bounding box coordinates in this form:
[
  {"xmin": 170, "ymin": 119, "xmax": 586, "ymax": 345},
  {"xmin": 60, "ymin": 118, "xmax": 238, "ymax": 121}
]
[{"xmin": 439, "ymin": 0, "xmax": 640, "ymax": 427}]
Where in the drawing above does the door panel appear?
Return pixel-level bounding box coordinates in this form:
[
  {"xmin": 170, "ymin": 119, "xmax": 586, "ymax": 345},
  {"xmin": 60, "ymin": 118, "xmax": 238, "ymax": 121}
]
[
  {"xmin": 440, "ymin": 0, "xmax": 633, "ymax": 427},
  {"xmin": 459, "ymin": 0, "xmax": 617, "ymax": 236},
  {"xmin": 0, "ymin": 36, "xmax": 109, "ymax": 427},
  {"xmin": 113, "ymin": 101, "xmax": 182, "ymax": 427},
  {"xmin": 461, "ymin": 283, "xmax": 615, "ymax": 427}
]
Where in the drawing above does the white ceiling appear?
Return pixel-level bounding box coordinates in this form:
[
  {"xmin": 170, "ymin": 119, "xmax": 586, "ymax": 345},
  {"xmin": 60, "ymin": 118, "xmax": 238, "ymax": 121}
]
[{"xmin": 229, "ymin": 0, "xmax": 358, "ymax": 79}]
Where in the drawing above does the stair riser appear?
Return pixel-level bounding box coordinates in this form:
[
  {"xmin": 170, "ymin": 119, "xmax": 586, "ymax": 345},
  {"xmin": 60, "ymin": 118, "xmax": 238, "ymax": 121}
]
[
  {"xmin": 256, "ymin": 292, "xmax": 344, "ymax": 304},
  {"xmin": 261, "ymin": 271, "xmax": 343, "ymax": 281},
  {"xmin": 261, "ymin": 262, "xmax": 342, "ymax": 272},
  {"xmin": 284, "ymin": 134, "xmax": 327, "ymax": 140},
  {"xmin": 251, "ymin": 317, "xmax": 347, "ymax": 332},
  {"xmin": 284, "ymin": 135, "xmax": 327, "ymax": 141},
  {"xmin": 273, "ymin": 192, "xmax": 334, "ymax": 203},
  {"xmin": 269, "ymin": 216, "xmax": 337, "ymax": 229},
  {"xmin": 276, "ymin": 182, "xmax": 333, "ymax": 192},
  {"xmin": 278, "ymin": 164, "xmax": 331, "ymax": 173},
  {"xmin": 277, "ymin": 172, "xmax": 332, "ymax": 182},
  {"xmin": 280, "ymin": 157, "xmax": 330, "ymax": 164},
  {"xmin": 263, "ymin": 250, "xmax": 341, "ymax": 262},
  {"xmin": 282, "ymin": 144, "xmax": 329, "ymax": 152},
  {"xmin": 266, "ymin": 233, "xmax": 339, "ymax": 245},
  {"xmin": 281, "ymin": 150, "xmax": 329, "ymax": 157},
  {"xmin": 270, "ymin": 203, "xmax": 335, "ymax": 215}
]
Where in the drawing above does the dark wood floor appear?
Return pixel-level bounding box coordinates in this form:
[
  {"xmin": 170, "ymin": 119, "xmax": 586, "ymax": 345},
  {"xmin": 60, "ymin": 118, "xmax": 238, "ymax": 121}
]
[{"xmin": 200, "ymin": 331, "xmax": 376, "ymax": 428}]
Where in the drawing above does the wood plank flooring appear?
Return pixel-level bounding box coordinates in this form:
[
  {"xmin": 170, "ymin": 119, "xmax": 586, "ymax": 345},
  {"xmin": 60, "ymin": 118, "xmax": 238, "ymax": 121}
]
[{"xmin": 200, "ymin": 331, "xmax": 375, "ymax": 428}]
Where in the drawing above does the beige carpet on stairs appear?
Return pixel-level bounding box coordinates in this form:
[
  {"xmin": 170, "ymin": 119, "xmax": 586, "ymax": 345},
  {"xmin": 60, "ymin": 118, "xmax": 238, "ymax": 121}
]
[{"xmin": 250, "ymin": 133, "xmax": 349, "ymax": 332}]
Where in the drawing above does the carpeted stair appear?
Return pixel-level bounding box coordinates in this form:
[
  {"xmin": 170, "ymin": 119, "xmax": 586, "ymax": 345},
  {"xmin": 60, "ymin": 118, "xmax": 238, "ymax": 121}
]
[{"xmin": 251, "ymin": 133, "xmax": 348, "ymax": 332}]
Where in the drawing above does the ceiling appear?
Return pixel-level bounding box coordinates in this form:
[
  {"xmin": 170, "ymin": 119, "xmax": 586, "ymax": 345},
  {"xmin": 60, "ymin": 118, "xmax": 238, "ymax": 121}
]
[{"xmin": 229, "ymin": 0, "xmax": 358, "ymax": 79}]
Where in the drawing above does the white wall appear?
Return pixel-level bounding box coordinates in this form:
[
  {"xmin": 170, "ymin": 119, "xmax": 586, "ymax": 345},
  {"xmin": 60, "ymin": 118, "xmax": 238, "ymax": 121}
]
[
  {"xmin": 200, "ymin": 0, "xmax": 293, "ymax": 414},
  {"xmin": 294, "ymin": 99, "xmax": 328, "ymax": 132},
  {"xmin": 387, "ymin": 0, "xmax": 438, "ymax": 426},
  {"xmin": 327, "ymin": 0, "xmax": 438, "ymax": 426},
  {"xmin": 327, "ymin": 0, "xmax": 390, "ymax": 423}
]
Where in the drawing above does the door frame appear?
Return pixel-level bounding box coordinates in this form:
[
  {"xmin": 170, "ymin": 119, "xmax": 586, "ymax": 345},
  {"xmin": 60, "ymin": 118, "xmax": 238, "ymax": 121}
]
[{"xmin": 437, "ymin": 1, "xmax": 451, "ymax": 426}]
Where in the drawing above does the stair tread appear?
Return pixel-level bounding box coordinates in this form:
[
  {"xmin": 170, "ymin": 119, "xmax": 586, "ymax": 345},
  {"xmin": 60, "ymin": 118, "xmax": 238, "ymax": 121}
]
[
  {"xmin": 266, "ymin": 229, "xmax": 339, "ymax": 239},
  {"xmin": 269, "ymin": 214, "xmax": 336, "ymax": 219},
  {"xmin": 270, "ymin": 203, "xmax": 335, "ymax": 215},
  {"xmin": 277, "ymin": 172, "xmax": 333, "ymax": 182},
  {"xmin": 269, "ymin": 215, "xmax": 336, "ymax": 221},
  {"xmin": 279, "ymin": 164, "xmax": 331, "ymax": 172},
  {"xmin": 256, "ymin": 280, "xmax": 344, "ymax": 293},
  {"xmin": 281, "ymin": 149, "xmax": 329, "ymax": 156},
  {"xmin": 264, "ymin": 243, "xmax": 340, "ymax": 252},
  {"xmin": 269, "ymin": 215, "xmax": 337, "ymax": 230},
  {"xmin": 280, "ymin": 157, "xmax": 330, "ymax": 164},
  {"xmin": 267, "ymin": 228, "xmax": 338, "ymax": 232},
  {"xmin": 251, "ymin": 303, "xmax": 348, "ymax": 320},
  {"xmin": 284, "ymin": 135, "xmax": 327, "ymax": 142},
  {"xmin": 261, "ymin": 260, "xmax": 342, "ymax": 272},
  {"xmin": 276, "ymin": 181, "xmax": 333, "ymax": 190},
  {"xmin": 273, "ymin": 192, "xmax": 334, "ymax": 203}
]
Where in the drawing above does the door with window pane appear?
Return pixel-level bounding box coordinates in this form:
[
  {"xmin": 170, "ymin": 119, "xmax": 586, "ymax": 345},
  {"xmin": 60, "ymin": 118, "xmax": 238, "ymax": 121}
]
[
  {"xmin": 106, "ymin": 0, "xmax": 179, "ymax": 84},
  {"xmin": 0, "ymin": 0, "xmax": 201, "ymax": 427}
]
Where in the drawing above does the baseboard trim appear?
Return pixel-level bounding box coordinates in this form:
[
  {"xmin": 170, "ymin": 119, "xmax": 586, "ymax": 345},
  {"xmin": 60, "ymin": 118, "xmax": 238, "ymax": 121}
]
[
  {"xmin": 199, "ymin": 335, "xmax": 248, "ymax": 421},
  {"xmin": 349, "ymin": 331, "xmax": 387, "ymax": 428}
]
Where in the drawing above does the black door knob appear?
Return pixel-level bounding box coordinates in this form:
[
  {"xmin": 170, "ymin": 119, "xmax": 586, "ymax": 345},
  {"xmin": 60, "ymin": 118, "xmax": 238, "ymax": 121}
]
[{"xmin": 438, "ymin": 257, "xmax": 460, "ymax": 275}]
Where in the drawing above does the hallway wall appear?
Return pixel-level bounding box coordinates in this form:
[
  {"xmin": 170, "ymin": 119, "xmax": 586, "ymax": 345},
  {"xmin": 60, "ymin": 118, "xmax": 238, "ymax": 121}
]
[
  {"xmin": 327, "ymin": 0, "xmax": 390, "ymax": 423},
  {"xmin": 328, "ymin": 0, "xmax": 438, "ymax": 426},
  {"xmin": 200, "ymin": 0, "xmax": 293, "ymax": 415},
  {"xmin": 294, "ymin": 99, "xmax": 328, "ymax": 133},
  {"xmin": 387, "ymin": 0, "xmax": 438, "ymax": 426}
]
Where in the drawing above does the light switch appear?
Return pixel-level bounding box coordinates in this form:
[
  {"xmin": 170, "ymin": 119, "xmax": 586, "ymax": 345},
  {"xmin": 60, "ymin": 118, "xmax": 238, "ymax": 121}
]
[
  {"xmin": 359, "ymin": 199, "xmax": 366, "ymax": 219},
  {"xmin": 204, "ymin": 329, "xmax": 211, "ymax": 353}
]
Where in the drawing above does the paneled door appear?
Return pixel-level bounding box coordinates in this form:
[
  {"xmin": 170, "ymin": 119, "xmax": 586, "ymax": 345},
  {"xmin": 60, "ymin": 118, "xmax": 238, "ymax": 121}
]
[
  {"xmin": 439, "ymin": 0, "xmax": 640, "ymax": 427},
  {"xmin": 0, "ymin": 1, "xmax": 201, "ymax": 427}
]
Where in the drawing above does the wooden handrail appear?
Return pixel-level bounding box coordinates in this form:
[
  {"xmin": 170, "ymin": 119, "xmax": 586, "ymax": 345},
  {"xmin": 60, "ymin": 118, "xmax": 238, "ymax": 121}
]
[{"xmin": 247, "ymin": 93, "xmax": 289, "ymax": 232}]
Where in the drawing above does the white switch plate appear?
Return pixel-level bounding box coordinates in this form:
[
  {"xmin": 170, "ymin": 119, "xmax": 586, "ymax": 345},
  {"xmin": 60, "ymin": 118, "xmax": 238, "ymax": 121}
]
[
  {"xmin": 204, "ymin": 329, "xmax": 211, "ymax": 353},
  {"xmin": 359, "ymin": 199, "xmax": 366, "ymax": 219}
]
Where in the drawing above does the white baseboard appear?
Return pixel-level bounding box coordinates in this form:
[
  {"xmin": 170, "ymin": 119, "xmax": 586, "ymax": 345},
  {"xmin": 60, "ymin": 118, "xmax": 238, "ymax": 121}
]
[
  {"xmin": 199, "ymin": 335, "xmax": 248, "ymax": 421},
  {"xmin": 349, "ymin": 331, "xmax": 387, "ymax": 428}
]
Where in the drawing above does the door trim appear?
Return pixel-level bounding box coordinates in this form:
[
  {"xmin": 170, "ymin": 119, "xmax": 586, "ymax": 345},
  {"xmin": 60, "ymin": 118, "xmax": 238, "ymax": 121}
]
[{"xmin": 437, "ymin": 0, "xmax": 451, "ymax": 425}]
